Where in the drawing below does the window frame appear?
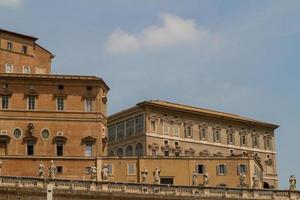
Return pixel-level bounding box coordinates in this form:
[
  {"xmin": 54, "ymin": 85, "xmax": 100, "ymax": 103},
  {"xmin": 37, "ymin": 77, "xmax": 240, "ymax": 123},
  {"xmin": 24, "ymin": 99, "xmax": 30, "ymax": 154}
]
[
  {"xmin": 85, "ymin": 141, "xmax": 93, "ymax": 156},
  {"xmin": 26, "ymin": 141, "xmax": 34, "ymax": 156},
  {"xmin": 13, "ymin": 128, "xmax": 22, "ymax": 140},
  {"xmin": 27, "ymin": 95, "xmax": 36, "ymax": 110},
  {"xmin": 5, "ymin": 63, "xmax": 13, "ymax": 73},
  {"xmin": 1, "ymin": 95, "xmax": 9, "ymax": 110},
  {"xmin": 127, "ymin": 163, "xmax": 136, "ymax": 175},
  {"xmin": 84, "ymin": 97, "xmax": 93, "ymax": 112},
  {"xmin": 184, "ymin": 126, "xmax": 192, "ymax": 138},
  {"xmin": 56, "ymin": 142, "xmax": 64, "ymax": 156},
  {"xmin": 7, "ymin": 42, "xmax": 13, "ymax": 51},
  {"xmin": 196, "ymin": 164, "xmax": 206, "ymax": 174},
  {"xmin": 23, "ymin": 66, "xmax": 30, "ymax": 74},
  {"xmin": 217, "ymin": 164, "xmax": 227, "ymax": 176},
  {"xmin": 56, "ymin": 96, "xmax": 64, "ymax": 111}
]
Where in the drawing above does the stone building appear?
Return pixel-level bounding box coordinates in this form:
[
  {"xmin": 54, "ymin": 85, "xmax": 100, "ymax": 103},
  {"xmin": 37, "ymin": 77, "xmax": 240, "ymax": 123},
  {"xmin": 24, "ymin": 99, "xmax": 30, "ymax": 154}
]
[
  {"xmin": 0, "ymin": 28, "xmax": 279, "ymax": 189},
  {"xmin": 108, "ymin": 100, "xmax": 279, "ymax": 188}
]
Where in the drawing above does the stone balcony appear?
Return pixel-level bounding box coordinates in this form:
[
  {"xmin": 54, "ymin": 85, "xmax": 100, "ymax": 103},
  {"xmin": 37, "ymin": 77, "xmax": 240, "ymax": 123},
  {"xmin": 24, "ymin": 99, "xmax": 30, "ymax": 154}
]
[{"xmin": 0, "ymin": 176, "xmax": 299, "ymax": 200}]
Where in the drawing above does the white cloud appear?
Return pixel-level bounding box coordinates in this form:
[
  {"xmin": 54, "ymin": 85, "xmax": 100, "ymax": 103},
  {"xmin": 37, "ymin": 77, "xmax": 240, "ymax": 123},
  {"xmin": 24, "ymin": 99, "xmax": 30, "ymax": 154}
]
[
  {"xmin": 105, "ymin": 13, "xmax": 214, "ymax": 54},
  {"xmin": 0, "ymin": 0, "xmax": 22, "ymax": 8}
]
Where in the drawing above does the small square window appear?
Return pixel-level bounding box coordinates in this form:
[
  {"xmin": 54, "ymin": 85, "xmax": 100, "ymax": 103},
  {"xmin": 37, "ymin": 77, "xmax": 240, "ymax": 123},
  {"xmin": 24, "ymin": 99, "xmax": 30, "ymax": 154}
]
[
  {"xmin": 217, "ymin": 164, "xmax": 227, "ymax": 175},
  {"xmin": 127, "ymin": 163, "xmax": 136, "ymax": 175},
  {"xmin": 57, "ymin": 166, "xmax": 63, "ymax": 173},
  {"xmin": 86, "ymin": 86, "xmax": 92, "ymax": 91},
  {"xmin": 196, "ymin": 164, "xmax": 205, "ymax": 174},
  {"xmin": 5, "ymin": 64, "xmax": 13, "ymax": 73},
  {"xmin": 23, "ymin": 66, "xmax": 30, "ymax": 74},
  {"xmin": 58, "ymin": 85, "xmax": 64, "ymax": 90},
  {"xmin": 164, "ymin": 140, "xmax": 168, "ymax": 146}
]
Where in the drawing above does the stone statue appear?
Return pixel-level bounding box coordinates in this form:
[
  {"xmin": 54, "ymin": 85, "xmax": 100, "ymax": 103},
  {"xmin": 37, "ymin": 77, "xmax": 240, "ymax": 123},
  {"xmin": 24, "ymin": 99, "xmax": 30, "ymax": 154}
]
[
  {"xmin": 48, "ymin": 160, "xmax": 56, "ymax": 179},
  {"xmin": 239, "ymin": 172, "xmax": 247, "ymax": 188},
  {"xmin": 38, "ymin": 161, "xmax": 45, "ymax": 178},
  {"xmin": 252, "ymin": 174, "xmax": 258, "ymax": 188},
  {"xmin": 192, "ymin": 170, "xmax": 198, "ymax": 186},
  {"xmin": 90, "ymin": 166, "xmax": 97, "ymax": 181},
  {"xmin": 153, "ymin": 167, "xmax": 161, "ymax": 184},
  {"xmin": 101, "ymin": 164, "xmax": 109, "ymax": 181},
  {"xmin": 289, "ymin": 175, "xmax": 297, "ymax": 190},
  {"xmin": 203, "ymin": 172, "xmax": 209, "ymax": 186},
  {"xmin": 141, "ymin": 168, "xmax": 148, "ymax": 183},
  {"xmin": 27, "ymin": 122, "xmax": 34, "ymax": 135}
]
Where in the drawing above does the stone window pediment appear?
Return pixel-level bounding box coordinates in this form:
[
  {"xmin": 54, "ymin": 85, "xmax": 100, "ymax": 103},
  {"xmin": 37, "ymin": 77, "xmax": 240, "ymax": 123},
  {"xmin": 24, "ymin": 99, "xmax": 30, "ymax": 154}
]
[
  {"xmin": 81, "ymin": 136, "xmax": 97, "ymax": 144},
  {"xmin": 0, "ymin": 88, "xmax": 12, "ymax": 96},
  {"xmin": 199, "ymin": 150, "xmax": 210, "ymax": 156},
  {"xmin": 148, "ymin": 143, "xmax": 159, "ymax": 150},
  {"xmin": 0, "ymin": 135, "xmax": 11, "ymax": 143},
  {"xmin": 22, "ymin": 135, "xmax": 38, "ymax": 144},
  {"xmin": 53, "ymin": 135, "xmax": 67, "ymax": 144}
]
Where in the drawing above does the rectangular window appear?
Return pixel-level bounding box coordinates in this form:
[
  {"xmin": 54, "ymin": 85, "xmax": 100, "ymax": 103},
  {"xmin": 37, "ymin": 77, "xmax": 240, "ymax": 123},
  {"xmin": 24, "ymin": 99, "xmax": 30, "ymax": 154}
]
[
  {"xmin": 85, "ymin": 167, "xmax": 91, "ymax": 174},
  {"xmin": 214, "ymin": 130, "xmax": 221, "ymax": 142},
  {"xmin": 252, "ymin": 135, "xmax": 259, "ymax": 148},
  {"xmin": 57, "ymin": 166, "xmax": 63, "ymax": 173},
  {"xmin": 1, "ymin": 96, "xmax": 9, "ymax": 109},
  {"xmin": 173, "ymin": 124, "xmax": 179, "ymax": 137},
  {"xmin": 57, "ymin": 97, "xmax": 64, "ymax": 111},
  {"xmin": 23, "ymin": 66, "xmax": 30, "ymax": 74},
  {"xmin": 108, "ymin": 126, "xmax": 116, "ymax": 142},
  {"xmin": 184, "ymin": 126, "xmax": 192, "ymax": 138},
  {"xmin": 196, "ymin": 164, "xmax": 205, "ymax": 174},
  {"xmin": 200, "ymin": 128, "xmax": 207, "ymax": 140},
  {"xmin": 228, "ymin": 133, "xmax": 234, "ymax": 144},
  {"xmin": 164, "ymin": 140, "xmax": 169, "ymax": 146},
  {"xmin": 237, "ymin": 164, "xmax": 247, "ymax": 174},
  {"xmin": 85, "ymin": 142, "xmax": 93, "ymax": 156},
  {"xmin": 127, "ymin": 163, "xmax": 136, "ymax": 175},
  {"xmin": 5, "ymin": 64, "xmax": 13, "ymax": 73},
  {"xmin": 28, "ymin": 95, "xmax": 36, "ymax": 110},
  {"xmin": 126, "ymin": 118, "xmax": 134, "ymax": 136},
  {"xmin": 134, "ymin": 114, "xmax": 144, "ymax": 134},
  {"xmin": 56, "ymin": 143, "xmax": 64, "ymax": 156},
  {"xmin": 163, "ymin": 122, "xmax": 169, "ymax": 135},
  {"xmin": 85, "ymin": 98, "xmax": 93, "ymax": 111},
  {"xmin": 265, "ymin": 138, "xmax": 272, "ymax": 150},
  {"xmin": 240, "ymin": 135, "xmax": 247, "ymax": 146},
  {"xmin": 27, "ymin": 142, "xmax": 34, "ymax": 155},
  {"xmin": 217, "ymin": 164, "xmax": 227, "ymax": 175},
  {"xmin": 7, "ymin": 42, "xmax": 12, "ymax": 51},
  {"xmin": 164, "ymin": 151, "xmax": 169, "ymax": 156},
  {"xmin": 174, "ymin": 141, "xmax": 179, "ymax": 147},
  {"xmin": 116, "ymin": 122, "xmax": 125, "ymax": 140},
  {"xmin": 21, "ymin": 46, "xmax": 27, "ymax": 54},
  {"xmin": 106, "ymin": 164, "xmax": 113, "ymax": 175},
  {"xmin": 150, "ymin": 120, "xmax": 157, "ymax": 132}
]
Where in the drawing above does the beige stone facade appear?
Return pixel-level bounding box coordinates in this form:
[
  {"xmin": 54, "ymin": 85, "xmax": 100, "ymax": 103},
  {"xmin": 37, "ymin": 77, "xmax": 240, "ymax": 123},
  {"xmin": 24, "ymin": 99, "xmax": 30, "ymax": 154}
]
[{"xmin": 108, "ymin": 100, "xmax": 279, "ymax": 188}]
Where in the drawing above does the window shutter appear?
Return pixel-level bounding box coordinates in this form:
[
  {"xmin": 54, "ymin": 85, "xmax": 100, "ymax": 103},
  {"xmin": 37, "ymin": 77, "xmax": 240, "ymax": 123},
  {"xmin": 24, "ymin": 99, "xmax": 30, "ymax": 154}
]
[
  {"xmin": 224, "ymin": 165, "xmax": 227, "ymax": 175},
  {"xmin": 203, "ymin": 165, "xmax": 206, "ymax": 173},
  {"xmin": 216, "ymin": 165, "xmax": 219, "ymax": 175},
  {"xmin": 237, "ymin": 165, "xmax": 240, "ymax": 175},
  {"xmin": 245, "ymin": 165, "xmax": 248, "ymax": 173}
]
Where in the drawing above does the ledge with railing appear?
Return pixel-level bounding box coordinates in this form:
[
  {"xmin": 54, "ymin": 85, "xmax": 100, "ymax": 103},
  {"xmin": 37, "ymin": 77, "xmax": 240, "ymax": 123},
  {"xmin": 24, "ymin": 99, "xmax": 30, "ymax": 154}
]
[{"xmin": 0, "ymin": 176, "xmax": 299, "ymax": 199}]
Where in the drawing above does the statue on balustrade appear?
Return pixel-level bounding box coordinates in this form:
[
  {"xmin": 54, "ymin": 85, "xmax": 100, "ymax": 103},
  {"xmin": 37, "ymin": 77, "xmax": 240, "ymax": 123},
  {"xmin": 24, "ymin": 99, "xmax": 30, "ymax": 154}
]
[
  {"xmin": 141, "ymin": 168, "xmax": 148, "ymax": 183},
  {"xmin": 153, "ymin": 167, "xmax": 161, "ymax": 184},
  {"xmin": 48, "ymin": 160, "xmax": 56, "ymax": 179},
  {"xmin": 203, "ymin": 172, "xmax": 209, "ymax": 186},
  {"xmin": 289, "ymin": 175, "xmax": 297, "ymax": 190},
  {"xmin": 38, "ymin": 161, "xmax": 45, "ymax": 178},
  {"xmin": 252, "ymin": 174, "xmax": 258, "ymax": 188},
  {"xmin": 192, "ymin": 170, "xmax": 198, "ymax": 186},
  {"xmin": 239, "ymin": 172, "xmax": 247, "ymax": 188},
  {"xmin": 101, "ymin": 164, "xmax": 109, "ymax": 181},
  {"xmin": 90, "ymin": 166, "xmax": 97, "ymax": 181}
]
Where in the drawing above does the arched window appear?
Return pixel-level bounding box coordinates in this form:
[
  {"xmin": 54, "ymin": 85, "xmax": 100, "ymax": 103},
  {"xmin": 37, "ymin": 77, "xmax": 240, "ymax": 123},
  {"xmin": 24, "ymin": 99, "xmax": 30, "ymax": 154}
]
[
  {"xmin": 108, "ymin": 150, "xmax": 115, "ymax": 156},
  {"xmin": 117, "ymin": 148, "xmax": 124, "ymax": 156},
  {"xmin": 125, "ymin": 145, "xmax": 133, "ymax": 156},
  {"xmin": 135, "ymin": 143, "xmax": 143, "ymax": 156}
]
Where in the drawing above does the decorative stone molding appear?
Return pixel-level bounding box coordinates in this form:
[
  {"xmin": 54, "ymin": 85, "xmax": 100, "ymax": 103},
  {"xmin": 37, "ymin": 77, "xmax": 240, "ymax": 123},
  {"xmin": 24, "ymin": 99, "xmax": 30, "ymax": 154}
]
[
  {"xmin": 52, "ymin": 135, "xmax": 67, "ymax": 144},
  {"xmin": 184, "ymin": 120, "xmax": 193, "ymax": 126},
  {"xmin": 213, "ymin": 152, "xmax": 223, "ymax": 157},
  {"xmin": 0, "ymin": 135, "xmax": 11, "ymax": 143},
  {"xmin": 81, "ymin": 136, "xmax": 97, "ymax": 144},
  {"xmin": 199, "ymin": 150, "xmax": 210, "ymax": 156},
  {"xmin": 0, "ymin": 88, "xmax": 12, "ymax": 96}
]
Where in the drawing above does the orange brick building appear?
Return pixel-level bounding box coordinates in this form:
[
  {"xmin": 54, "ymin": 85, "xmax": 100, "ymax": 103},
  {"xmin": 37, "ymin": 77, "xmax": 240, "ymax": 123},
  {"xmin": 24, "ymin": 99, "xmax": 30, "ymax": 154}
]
[{"xmin": 0, "ymin": 29, "xmax": 277, "ymax": 189}]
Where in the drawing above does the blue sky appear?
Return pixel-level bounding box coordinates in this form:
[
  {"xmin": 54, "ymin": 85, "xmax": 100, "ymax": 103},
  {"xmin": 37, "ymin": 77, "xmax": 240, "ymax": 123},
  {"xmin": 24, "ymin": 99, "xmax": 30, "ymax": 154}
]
[{"xmin": 1, "ymin": 0, "xmax": 299, "ymax": 189}]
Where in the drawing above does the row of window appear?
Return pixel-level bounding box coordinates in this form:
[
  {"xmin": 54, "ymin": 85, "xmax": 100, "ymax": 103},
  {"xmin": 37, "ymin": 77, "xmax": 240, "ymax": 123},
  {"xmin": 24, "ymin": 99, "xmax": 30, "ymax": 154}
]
[
  {"xmin": 4, "ymin": 63, "xmax": 30, "ymax": 73},
  {"xmin": 1, "ymin": 95, "xmax": 94, "ymax": 112},
  {"xmin": 0, "ymin": 140, "xmax": 94, "ymax": 157},
  {"xmin": 150, "ymin": 120, "xmax": 273, "ymax": 150},
  {"xmin": 5, "ymin": 41, "xmax": 28, "ymax": 54},
  {"xmin": 108, "ymin": 115, "xmax": 144, "ymax": 141},
  {"xmin": 108, "ymin": 143, "xmax": 143, "ymax": 157},
  {"xmin": 92, "ymin": 163, "xmax": 249, "ymax": 177}
]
